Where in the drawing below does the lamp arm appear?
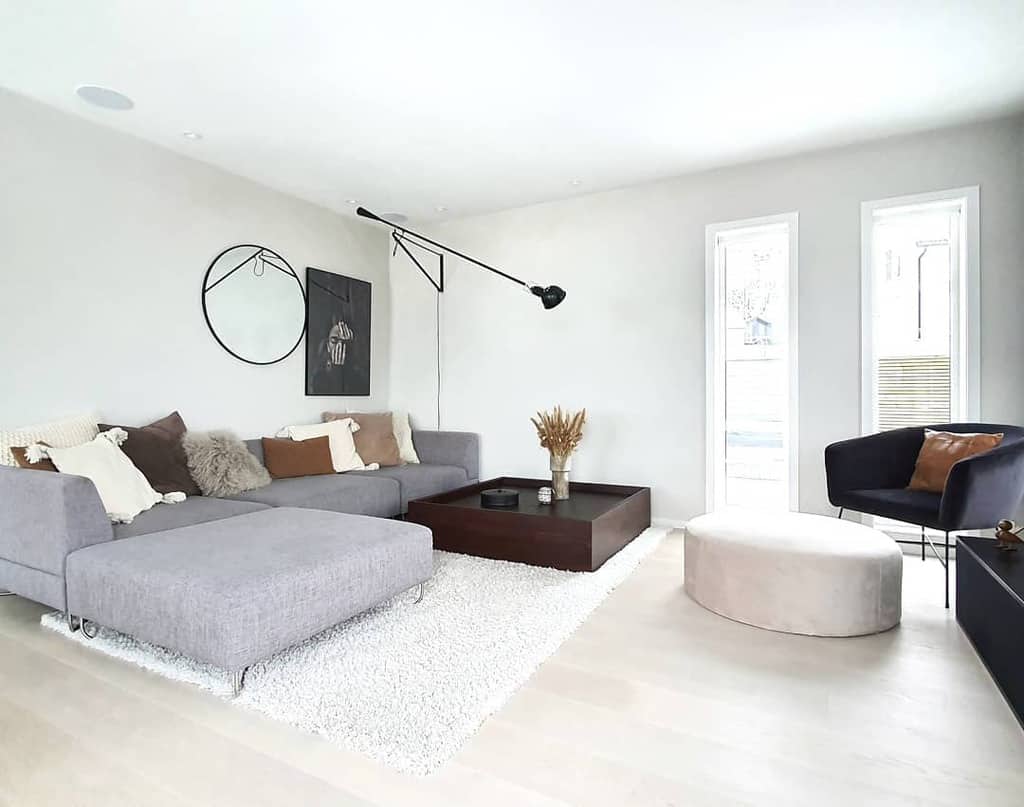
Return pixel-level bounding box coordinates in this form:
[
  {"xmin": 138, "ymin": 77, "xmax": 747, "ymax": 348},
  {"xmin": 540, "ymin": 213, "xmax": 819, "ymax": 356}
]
[{"xmin": 357, "ymin": 207, "xmax": 528, "ymax": 289}]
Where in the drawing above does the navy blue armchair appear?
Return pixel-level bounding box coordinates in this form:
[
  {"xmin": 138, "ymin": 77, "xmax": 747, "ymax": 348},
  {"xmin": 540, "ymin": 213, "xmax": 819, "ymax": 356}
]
[{"xmin": 825, "ymin": 423, "xmax": 1024, "ymax": 607}]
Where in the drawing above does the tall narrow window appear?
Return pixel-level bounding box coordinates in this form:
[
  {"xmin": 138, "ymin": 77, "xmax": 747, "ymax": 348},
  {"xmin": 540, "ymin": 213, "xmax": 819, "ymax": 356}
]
[
  {"xmin": 861, "ymin": 188, "xmax": 979, "ymax": 436},
  {"xmin": 706, "ymin": 213, "xmax": 798, "ymax": 512}
]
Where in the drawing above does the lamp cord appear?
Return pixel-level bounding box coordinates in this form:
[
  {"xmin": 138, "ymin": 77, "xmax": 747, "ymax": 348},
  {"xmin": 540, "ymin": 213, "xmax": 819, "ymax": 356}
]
[{"xmin": 436, "ymin": 289, "xmax": 441, "ymax": 430}]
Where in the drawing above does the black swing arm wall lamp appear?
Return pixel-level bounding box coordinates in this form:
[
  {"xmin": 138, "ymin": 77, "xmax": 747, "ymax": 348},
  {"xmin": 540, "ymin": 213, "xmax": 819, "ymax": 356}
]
[{"xmin": 356, "ymin": 207, "xmax": 566, "ymax": 309}]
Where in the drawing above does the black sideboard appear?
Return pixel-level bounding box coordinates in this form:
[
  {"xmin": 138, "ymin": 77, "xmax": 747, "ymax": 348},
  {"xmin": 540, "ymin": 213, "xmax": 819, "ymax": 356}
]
[{"xmin": 956, "ymin": 536, "xmax": 1024, "ymax": 729}]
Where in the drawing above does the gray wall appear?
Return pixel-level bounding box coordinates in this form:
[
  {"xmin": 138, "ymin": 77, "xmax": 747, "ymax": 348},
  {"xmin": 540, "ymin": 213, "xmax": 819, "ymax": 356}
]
[
  {"xmin": 0, "ymin": 89, "xmax": 389, "ymax": 436},
  {"xmin": 389, "ymin": 115, "xmax": 1024, "ymax": 523}
]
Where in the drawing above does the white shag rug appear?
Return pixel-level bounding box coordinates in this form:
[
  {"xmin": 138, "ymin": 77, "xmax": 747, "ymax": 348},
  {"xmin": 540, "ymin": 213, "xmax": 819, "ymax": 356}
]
[{"xmin": 42, "ymin": 526, "xmax": 666, "ymax": 774}]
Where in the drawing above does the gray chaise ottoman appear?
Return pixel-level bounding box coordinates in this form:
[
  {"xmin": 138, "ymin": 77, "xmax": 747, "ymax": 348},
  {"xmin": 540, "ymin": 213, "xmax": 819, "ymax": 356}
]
[{"xmin": 64, "ymin": 507, "xmax": 432, "ymax": 693}]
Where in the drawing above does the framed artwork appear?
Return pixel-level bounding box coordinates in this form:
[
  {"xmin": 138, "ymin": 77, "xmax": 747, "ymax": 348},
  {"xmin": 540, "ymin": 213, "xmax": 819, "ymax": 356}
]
[{"xmin": 305, "ymin": 267, "xmax": 371, "ymax": 396}]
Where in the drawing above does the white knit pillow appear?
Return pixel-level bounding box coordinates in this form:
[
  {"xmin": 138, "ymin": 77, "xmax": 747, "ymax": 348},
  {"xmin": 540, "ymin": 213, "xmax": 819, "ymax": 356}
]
[
  {"xmin": 275, "ymin": 419, "xmax": 375, "ymax": 472},
  {"xmin": 27, "ymin": 429, "xmax": 185, "ymax": 523},
  {"xmin": 0, "ymin": 413, "xmax": 98, "ymax": 466}
]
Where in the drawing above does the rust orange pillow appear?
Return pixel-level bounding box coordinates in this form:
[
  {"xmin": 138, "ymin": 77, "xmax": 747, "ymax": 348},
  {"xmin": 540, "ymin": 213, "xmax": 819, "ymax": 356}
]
[
  {"xmin": 907, "ymin": 429, "xmax": 1003, "ymax": 494},
  {"xmin": 261, "ymin": 435, "xmax": 335, "ymax": 479}
]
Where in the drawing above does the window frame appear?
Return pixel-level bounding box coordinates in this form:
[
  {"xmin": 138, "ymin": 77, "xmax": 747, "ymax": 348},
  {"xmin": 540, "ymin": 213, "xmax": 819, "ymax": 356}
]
[
  {"xmin": 705, "ymin": 211, "xmax": 800, "ymax": 513},
  {"xmin": 859, "ymin": 187, "xmax": 980, "ymax": 437}
]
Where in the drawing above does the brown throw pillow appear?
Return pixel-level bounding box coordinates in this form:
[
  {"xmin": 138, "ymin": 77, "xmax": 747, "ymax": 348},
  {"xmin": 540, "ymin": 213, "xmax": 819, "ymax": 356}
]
[
  {"xmin": 98, "ymin": 411, "xmax": 200, "ymax": 496},
  {"xmin": 11, "ymin": 444, "xmax": 57, "ymax": 472},
  {"xmin": 323, "ymin": 411, "xmax": 401, "ymax": 467},
  {"xmin": 262, "ymin": 436, "xmax": 335, "ymax": 479},
  {"xmin": 907, "ymin": 429, "xmax": 1003, "ymax": 494}
]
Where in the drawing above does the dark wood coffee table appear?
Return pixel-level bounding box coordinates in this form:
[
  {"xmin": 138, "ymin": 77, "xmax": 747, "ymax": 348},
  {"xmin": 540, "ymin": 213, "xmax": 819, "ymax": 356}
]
[{"xmin": 406, "ymin": 477, "xmax": 651, "ymax": 572}]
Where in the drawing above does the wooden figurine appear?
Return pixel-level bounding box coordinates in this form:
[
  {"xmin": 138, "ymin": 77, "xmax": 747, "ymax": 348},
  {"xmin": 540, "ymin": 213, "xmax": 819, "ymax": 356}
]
[{"xmin": 994, "ymin": 519, "xmax": 1023, "ymax": 551}]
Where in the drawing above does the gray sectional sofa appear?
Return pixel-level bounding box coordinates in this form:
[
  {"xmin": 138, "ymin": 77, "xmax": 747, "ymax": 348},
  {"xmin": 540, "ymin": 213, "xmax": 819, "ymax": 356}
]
[{"xmin": 0, "ymin": 429, "xmax": 478, "ymax": 692}]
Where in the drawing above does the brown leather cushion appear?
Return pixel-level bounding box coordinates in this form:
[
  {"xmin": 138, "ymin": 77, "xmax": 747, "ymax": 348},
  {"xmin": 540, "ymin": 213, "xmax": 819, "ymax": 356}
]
[
  {"xmin": 10, "ymin": 444, "xmax": 57, "ymax": 472},
  {"xmin": 322, "ymin": 411, "xmax": 401, "ymax": 467},
  {"xmin": 98, "ymin": 411, "xmax": 200, "ymax": 496},
  {"xmin": 261, "ymin": 435, "xmax": 335, "ymax": 479},
  {"xmin": 907, "ymin": 429, "xmax": 1003, "ymax": 494}
]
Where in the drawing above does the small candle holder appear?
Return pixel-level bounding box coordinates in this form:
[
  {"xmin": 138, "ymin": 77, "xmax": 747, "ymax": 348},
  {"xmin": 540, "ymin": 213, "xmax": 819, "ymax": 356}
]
[{"xmin": 537, "ymin": 486, "xmax": 554, "ymax": 505}]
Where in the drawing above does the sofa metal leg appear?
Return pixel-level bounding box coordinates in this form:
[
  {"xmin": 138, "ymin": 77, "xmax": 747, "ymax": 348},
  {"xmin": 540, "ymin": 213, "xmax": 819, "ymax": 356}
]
[
  {"xmin": 921, "ymin": 526, "xmax": 926, "ymax": 561},
  {"xmin": 231, "ymin": 667, "xmax": 250, "ymax": 698},
  {"xmin": 413, "ymin": 582, "xmax": 424, "ymax": 604},
  {"xmin": 0, "ymin": 590, "xmax": 14, "ymax": 597},
  {"xmin": 837, "ymin": 507, "xmax": 844, "ymax": 519},
  {"xmin": 80, "ymin": 619, "xmax": 99, "ymax": 640},
  {"xmin": 65, "ymin": 610, "xmax": 80, "ymax": 633},
  {"xmin": 945, "ymin": 531, "xmax": 950, "ymax": 609}
]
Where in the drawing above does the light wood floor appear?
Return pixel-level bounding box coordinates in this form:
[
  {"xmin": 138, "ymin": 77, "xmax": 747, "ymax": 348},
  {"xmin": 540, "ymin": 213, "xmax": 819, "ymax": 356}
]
[{"xmin": 1, "ymin": 531, "xmax": 1022, "ymax": 806}]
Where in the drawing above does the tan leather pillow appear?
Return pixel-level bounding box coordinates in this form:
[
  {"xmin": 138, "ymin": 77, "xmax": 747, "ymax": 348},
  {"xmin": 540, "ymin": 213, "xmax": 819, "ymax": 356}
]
[
  {"xmin": 323, "ymin": 411, "xmax": 401, "ymax": 467},
  {"xmin": 907, "ymin": 429, "xmax": 1003, "ymax": 493},
  {"xmin": 261, "ymin": 436, "xmax": 335, "ymax": 479},
  {"xmin": 10, "ymin": 444, "xmax": 57, "ymax": 472}
]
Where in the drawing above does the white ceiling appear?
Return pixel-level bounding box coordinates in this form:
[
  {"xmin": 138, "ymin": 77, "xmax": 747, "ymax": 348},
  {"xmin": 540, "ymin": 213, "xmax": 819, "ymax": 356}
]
[{"xmin": 2, "ymin": 1, "xmax": 1023, "ymax": 221}]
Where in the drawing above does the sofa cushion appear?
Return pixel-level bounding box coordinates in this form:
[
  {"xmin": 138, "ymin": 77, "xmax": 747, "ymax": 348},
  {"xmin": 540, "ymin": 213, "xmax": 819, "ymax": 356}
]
[
  {"xmin": 99, "ymin": 411, "xmax": 200, "ymax": 496},
  {"xmin": 226, "ymin": 473, "xmax": 401, "ymax": 517},
  {"xmin": 183, "ymin": 430, "xmax": 271, "ymax": 497},
  {"xmin": 114, "ymin": 496, "xmax": 270, "ymax": 539},
  {"xmin": 261, "ymin": 436, "xmax": 335, "ymax": 479},
  {"xmin": 0, "ymin": 413, "xmax": 98, "ymax": 467},
  {"xmin": 275, "ymin": 420, "xmax": 367, "ymax": 472},
  {"xmin": 350, "ymin": 464, "xmax": 469, "ymax": 511},
  {"xmin": 11, "ymin": 444, "xmax": 57, "ymax": 472},
  {"xmin": 35, "ymin": 430, "xmax": 173, "ymax": 525},
  {"xmin": 908, "ymin": 429, "xmax": 1003, "ymax": 494},
  {"xmin": 835, "ymin": 488, "xmax": 943, "ymax": 530},
  {"xmin": 323, "ymin": 411, "xmax": 402, "ymax": 466}
]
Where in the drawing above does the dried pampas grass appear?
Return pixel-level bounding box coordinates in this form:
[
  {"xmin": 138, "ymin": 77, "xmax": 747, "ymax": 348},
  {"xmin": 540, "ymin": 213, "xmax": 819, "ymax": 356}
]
[{"xmin": 531, "ymin": 406, "xmax": 586, "ymax": 457}]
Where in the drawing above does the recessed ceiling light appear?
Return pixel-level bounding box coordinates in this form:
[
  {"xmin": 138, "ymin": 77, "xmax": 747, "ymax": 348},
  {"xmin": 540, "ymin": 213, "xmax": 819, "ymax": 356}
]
[
  {"xmin": 435, "ymin": 206, "xmax": 448, "ymax": 213},
  {"xmin": 75, "ymin": 85, "xmax": 134, "ymax": 111},
  {"xmin": 182, "ymin": 131, "xmax": 202, "ymax": 141},
  {"xmin": 346, "ymin": 199, "xmax": 359, "ymax": 205},
  {"xmin": 569, "ymin": 179, "xmax": 583, "ymax": 187}
]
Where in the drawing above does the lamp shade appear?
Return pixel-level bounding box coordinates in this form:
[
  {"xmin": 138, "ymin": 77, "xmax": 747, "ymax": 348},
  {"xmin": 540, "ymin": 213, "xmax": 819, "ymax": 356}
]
[{"xmin": 531, "ymin": 285, "xmax": 566, "ymax": 309}]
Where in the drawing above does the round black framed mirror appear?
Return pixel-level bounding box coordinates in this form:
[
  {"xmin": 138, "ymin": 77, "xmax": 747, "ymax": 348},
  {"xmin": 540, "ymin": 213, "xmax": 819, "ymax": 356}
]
[{"xmin": 202, "ymin": 244, "xmax": 306, "ymax": 365}]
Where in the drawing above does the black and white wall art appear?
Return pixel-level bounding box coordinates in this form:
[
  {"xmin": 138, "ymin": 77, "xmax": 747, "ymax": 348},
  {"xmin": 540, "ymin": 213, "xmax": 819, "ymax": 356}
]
[{"xmin": 305, "ymin": 267, "xmax": 371, "ymax": 396}]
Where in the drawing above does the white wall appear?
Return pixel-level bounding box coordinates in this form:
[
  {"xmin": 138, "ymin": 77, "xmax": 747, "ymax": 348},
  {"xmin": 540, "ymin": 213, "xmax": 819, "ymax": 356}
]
[
  {"xmin": 390, "ymin": 116, "xmax": 1024, "ymax": 522},
  {"xmin": 0, "ymin": 89, "xmax": 389, "ymax": 436}
]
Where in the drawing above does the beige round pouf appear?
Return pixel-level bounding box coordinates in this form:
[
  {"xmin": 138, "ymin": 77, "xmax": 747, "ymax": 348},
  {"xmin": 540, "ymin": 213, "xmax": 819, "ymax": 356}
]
[{"xmin": 684, "ymin": 510, "xmax": 902, "ymax": 637}]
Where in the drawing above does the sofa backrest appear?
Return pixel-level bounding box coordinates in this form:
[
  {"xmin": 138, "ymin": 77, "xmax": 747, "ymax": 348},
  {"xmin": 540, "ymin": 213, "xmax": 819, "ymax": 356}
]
[
  {"xmin": 927, "ymin": 423, "xmax": 1024, "ymax": 447},
  {"xmin": 245, "ymin": 438, "xmax": 264, "ymax": 463}
]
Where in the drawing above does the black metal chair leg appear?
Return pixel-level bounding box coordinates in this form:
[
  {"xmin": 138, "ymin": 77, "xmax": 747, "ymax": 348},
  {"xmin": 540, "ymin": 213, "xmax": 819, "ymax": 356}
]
[
  {"xmin": 945, "ymin": 531, "xmax": 950, "ymax": 609},
  {"xmin": 837, "ymin": 507, "xmax": 844, "ymax": 519},
  {"xmin": 921, "ymin": 525, "xmax": 926, "ymax": 561}
]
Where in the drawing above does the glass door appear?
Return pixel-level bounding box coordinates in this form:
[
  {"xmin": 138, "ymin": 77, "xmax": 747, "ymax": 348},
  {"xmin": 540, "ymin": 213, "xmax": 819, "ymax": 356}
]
[{"xmin": 707, "ymin": 214, "xmax": 798, "ymax": 511}]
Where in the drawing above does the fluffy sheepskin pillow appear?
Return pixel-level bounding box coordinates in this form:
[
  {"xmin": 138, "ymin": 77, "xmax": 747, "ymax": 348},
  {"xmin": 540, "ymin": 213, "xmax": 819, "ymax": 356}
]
[
  {"xmin": 275, "ymin": 419, "xmax": 377, "ymax": 472},
  {"xmin": 182, "ymin": 430, "xmax": 271, "ymax": 497},
  {"xmin": 27, "ymin": 428, "xmax": 185, "ymax": 523}
]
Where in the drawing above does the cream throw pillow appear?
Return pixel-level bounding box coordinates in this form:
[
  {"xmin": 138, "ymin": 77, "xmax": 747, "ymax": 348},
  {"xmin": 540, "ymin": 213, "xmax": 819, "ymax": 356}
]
[
  {"xmin": 27, "ymin": 429, "xmax": 185, "ymax": 523},
  {"xmin": 0, "ymin": 413, "xmax": 98, "ymax": 467},
  {"xmin": 392, "ymin": 411, "xmax": 420, "ymax": 464},
  {"xmin": 275, "ymin": 420, "xmax": 377, "ymax": 472}
]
